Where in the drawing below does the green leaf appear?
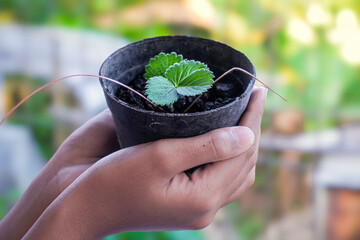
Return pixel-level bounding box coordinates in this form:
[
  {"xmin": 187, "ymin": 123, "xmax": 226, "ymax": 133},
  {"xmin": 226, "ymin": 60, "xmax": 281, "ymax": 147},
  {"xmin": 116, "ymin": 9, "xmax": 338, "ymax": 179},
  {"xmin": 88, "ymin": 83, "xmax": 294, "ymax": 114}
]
[
  {"xmin": 177, "ymin": 68, "xmax": 214, "ymax": 87},
  {"xmin": 144, "ymin": 52, "xmax": 183, "ymax": 80},
  {"xmin": 144, "ymin": 53, "xmax": 214, "ymax": 107},
  {"xmin": 145, "ymin": 76, "xmax": 179, "ymax": 106},
  {"xmin": 165, "ymin": 60, "xmax": 209, "ymax": 85},
  {"xmin": 176, "ymin": 85, "xmax": 212, "ymax": 96}
]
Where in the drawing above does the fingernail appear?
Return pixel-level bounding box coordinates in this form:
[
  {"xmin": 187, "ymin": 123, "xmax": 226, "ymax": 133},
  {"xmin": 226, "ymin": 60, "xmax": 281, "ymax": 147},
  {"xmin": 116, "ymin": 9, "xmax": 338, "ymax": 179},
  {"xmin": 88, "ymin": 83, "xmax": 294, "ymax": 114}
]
[{"xmin": 230, "ymin": 126, "xmax": 255, "ymax": 150}]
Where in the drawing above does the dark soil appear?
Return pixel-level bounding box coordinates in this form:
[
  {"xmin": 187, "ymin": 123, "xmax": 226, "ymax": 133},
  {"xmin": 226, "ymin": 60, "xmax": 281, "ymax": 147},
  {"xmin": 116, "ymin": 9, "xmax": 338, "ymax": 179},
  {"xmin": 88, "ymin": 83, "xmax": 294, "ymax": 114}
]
[{"xmin": 116, "ymin": 73, "xmax": 242, "ymax": 113}]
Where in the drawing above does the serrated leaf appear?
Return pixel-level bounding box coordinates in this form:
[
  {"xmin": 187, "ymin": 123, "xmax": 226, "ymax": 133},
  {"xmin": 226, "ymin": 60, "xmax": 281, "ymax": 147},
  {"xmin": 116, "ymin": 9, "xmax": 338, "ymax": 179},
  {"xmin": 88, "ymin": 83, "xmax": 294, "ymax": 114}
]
[
  {"xmin": 144, "ymin": 52, "xmax": 183, "ymax": 80},
  {"xmin": 165, "ymin": 60, "xmax": 208, "ymax": 85},
  {"xmin": 144, "ymin": 53, "xmax": 214, "ymax": 107},
  {"xmin": 145, "ymin": 76, "xmax": 178, "ymax": 106},
  {"xmin": 178, "ymin": 68, "xmax": 214, "ymax": 87},
  {"xmin": 176, "ymin": 85, "xmax": 212, "ymax": 96}
]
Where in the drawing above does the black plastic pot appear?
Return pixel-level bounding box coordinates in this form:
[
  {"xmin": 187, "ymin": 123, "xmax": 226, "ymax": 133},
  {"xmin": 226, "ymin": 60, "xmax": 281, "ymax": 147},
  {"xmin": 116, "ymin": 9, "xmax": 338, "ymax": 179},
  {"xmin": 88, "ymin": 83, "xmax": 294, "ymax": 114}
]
[{"xmin": 99, "ymin": 36, "xmax": 256, "ymax": 149}]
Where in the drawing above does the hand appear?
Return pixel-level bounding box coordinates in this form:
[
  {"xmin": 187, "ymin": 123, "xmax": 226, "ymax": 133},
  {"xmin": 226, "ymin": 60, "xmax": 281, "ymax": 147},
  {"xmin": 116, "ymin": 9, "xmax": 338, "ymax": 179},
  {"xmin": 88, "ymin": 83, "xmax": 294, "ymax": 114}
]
[
  {"xmin": 23, "ymin": 87, "xmax": 267, "ymax": 239},
  {"xmin": 0, "ymin": 110, "xmax": 119, "ymax": 239}
]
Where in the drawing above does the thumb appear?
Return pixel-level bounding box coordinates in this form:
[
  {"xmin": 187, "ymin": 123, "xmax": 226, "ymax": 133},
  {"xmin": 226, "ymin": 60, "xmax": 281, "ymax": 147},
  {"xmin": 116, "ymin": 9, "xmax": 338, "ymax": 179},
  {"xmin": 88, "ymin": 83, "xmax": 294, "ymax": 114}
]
[{"xmin": 154, "ymin": 126, "xmax": 255, "ymax": 175}]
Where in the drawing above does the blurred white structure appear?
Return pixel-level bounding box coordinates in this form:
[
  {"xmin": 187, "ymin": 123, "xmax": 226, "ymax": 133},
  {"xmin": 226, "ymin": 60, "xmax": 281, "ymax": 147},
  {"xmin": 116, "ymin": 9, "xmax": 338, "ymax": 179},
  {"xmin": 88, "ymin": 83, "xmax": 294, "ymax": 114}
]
[
  {"xmin": 260, "ymin": 124, "xmax": 360, "ymax": 240},
  {"xmin": 0, "ymin": 124, "xmax": 44, "ymax": 193},
  {"xmin": 260, "ymin": 124, "xmax": 360, "ymax": 154},
  {"xmin": 0, "ymin": 24, "xmax": 127, "ymax": 115},
  {"xmin": 314, "ymin": 154, "xmax": 360, "ymax": 240}
]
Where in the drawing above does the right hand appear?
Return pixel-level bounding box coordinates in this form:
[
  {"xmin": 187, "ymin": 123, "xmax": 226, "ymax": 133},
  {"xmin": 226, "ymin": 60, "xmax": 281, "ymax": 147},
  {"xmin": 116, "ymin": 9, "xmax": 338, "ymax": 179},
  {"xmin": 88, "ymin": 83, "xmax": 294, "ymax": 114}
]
[{"xmin": 24, "ymin": 87, "xmax": 267, "ymax": 240}]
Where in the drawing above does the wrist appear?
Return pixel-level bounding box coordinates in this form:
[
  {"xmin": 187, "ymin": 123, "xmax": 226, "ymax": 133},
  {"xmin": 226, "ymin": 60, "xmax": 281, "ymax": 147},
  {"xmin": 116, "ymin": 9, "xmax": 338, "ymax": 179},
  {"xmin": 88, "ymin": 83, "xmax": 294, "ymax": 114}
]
[
  {"xmin": 0, "ymin": 161, "xmax": 61, "ymax": 239},
  {"xmin": 23, "ymin": 176, "xmax": 99, "ymax": 240}
]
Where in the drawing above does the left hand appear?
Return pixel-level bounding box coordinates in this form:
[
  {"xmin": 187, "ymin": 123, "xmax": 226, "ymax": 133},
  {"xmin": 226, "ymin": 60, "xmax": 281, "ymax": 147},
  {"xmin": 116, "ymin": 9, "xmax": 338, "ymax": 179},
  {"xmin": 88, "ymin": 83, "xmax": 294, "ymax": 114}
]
[{"xmin": 0, "ymin": 109, "xmax": 119, "ymax": 240}]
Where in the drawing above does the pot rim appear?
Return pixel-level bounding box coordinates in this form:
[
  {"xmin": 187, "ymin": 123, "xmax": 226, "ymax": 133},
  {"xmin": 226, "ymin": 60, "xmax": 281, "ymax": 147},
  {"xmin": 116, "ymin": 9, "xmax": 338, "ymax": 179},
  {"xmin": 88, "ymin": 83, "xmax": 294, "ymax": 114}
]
[{"xmin": 99, "ymin": 35, "xmax": 256, "ymax": 117}]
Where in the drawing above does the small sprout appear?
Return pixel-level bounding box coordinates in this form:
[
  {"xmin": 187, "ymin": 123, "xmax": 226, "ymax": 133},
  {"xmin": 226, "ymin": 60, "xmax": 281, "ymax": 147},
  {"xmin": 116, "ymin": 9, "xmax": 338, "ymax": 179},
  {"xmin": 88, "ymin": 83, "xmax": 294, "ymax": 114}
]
[{"xmin": 144, "ymin": 52, "xmax": 214, "ymax": 107}]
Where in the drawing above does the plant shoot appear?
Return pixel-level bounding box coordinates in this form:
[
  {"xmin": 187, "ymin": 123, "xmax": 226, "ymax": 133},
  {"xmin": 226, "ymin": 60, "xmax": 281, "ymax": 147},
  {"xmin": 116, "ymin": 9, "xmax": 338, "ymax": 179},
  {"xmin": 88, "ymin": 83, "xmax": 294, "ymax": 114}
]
[{"xmin": 144, "ymin": 52, "xmax": 214, "ymax": 107}]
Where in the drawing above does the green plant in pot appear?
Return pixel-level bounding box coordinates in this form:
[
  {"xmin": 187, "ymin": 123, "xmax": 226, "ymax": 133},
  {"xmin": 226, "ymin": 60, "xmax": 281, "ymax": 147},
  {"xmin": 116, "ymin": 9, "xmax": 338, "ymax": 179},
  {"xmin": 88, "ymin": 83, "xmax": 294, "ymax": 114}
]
[
  {"xmin": 99, "ymin": 36, "xmax": 262, "ymax": 149},
  {"xmin": 0, "ymin": 36, "xmax": 283, "ymax": 148},
  {"xmin": 141, "ymin": 52, "xmax": 284, "ymax": 114},
  {"xmin": 144, "ymin": 52, "xmax": 214, "ymax": 112}
]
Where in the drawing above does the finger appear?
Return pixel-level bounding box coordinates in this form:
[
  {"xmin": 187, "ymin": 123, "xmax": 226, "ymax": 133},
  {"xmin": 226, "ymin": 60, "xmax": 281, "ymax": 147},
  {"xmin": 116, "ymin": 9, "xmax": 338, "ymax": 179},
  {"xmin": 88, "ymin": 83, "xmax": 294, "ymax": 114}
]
[
  {"xmin": 192, "ymin": 146, "xmax": 254, "ymax": 199},
  {"xmin": 239, "ymin": 87, "xmax": 267, "ymax": 132},
  {"xmin": 191, "ymin": 87, "xmax": 266, "ymax": 192},
  {"xmin": 222, "ymin": 166, "xmax": 256, "ymax": 207},
  {"xmin": 149, "ymin": 126, "xmax": 255, "ymax": 176},
  {"xmin": 212, "ymin": 86, "xmax": 265, "ymax": 189},
  {"xmin": 221, "ymin": 87, "xmax": 266, "ymax": 191},
  {"xmin": 222, "ymin": 149, "xmax": 258, "ymax": 202},
  {"xmin": 56, "ymin": 109, "xmax": 119, "ymax": 159}
]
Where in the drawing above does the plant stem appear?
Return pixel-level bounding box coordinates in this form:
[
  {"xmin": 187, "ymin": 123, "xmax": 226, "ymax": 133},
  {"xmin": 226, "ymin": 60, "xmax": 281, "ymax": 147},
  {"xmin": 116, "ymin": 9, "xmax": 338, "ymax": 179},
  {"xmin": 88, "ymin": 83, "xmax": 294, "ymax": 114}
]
[
  {"xmin": 183, "ymin": 67, "xmax": 287, "ymax": 113},
  {"xmin": 169, "ymin": 103, "xmax": 175, "ymax": 113},
  {"xmin": 0, "ymin": 74, "xmax": 164, "ymax": 126}
]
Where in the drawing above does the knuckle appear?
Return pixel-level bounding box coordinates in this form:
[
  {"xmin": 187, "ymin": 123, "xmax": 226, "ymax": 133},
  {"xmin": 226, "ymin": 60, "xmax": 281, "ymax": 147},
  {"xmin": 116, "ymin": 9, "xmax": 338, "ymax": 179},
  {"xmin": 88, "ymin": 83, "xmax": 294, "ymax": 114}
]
[
  {"xmin": 247, "ymin": 170, "xmax": 256, "ymax": 187},
  {"xmin": 198, "ymin": 199, "xmax": 215, "ymax": 214},
  {"xmin": 249, "ymin": 155, "xmax": 257, "ymax": 170},
  {"xmin": 191, "ymin": 194, "xmax": 218, "ymax": 215},
  {"xmin": 150, "ymin": 140, "xmax": 173, "ymax": 174},
  {"xmin": 243, "ymin": 167, "xmax": 256, "ymax": 190},
  {"xmin": 208, "ymin": 131, "xmax": 228, "ymax": 159},
  {"xmin": 245, "ymin": 149, "xmax": 258, "ymax": 171},
  {"xmin": 190, "ymin": 214, "xmax": 214, "ymax": 230},
  {"xmin": 245, "ymin": 146, "xmax": 256, "ymax": 160}
]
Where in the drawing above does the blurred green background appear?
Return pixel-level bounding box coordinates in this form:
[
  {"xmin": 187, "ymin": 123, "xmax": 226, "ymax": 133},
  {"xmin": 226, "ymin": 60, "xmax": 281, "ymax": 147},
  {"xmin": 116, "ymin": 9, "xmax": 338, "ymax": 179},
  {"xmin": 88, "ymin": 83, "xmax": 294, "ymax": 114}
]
[{"xmin": 1, "ymin": 0, "xmax": 360, "ymax": 239}]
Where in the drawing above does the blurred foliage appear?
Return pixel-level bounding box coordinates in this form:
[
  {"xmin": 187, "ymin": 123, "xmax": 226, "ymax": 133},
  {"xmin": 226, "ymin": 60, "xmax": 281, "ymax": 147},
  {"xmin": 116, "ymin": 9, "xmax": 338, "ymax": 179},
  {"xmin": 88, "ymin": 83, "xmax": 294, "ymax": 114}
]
[
  {"xmin": 103, "ymin": 231, "xmax": 204, "ymax": 240},
  {"xmin": 4, "ymin": 75, "xmax": 55, "ymax": 159},
  {"xmin": 227, "ymin": 201, "xmax": 266, "ymax": 240},
  {"xmin": 1, "ymin": 0, "xmax": 360, "ymax": 239},
  {"xmin": 0, "ymin": 188, "xmax": 21, "ymax": 219},
  {"xmin": 1, "ymin": 0, "xmax": 359, "ymax": 131}
]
